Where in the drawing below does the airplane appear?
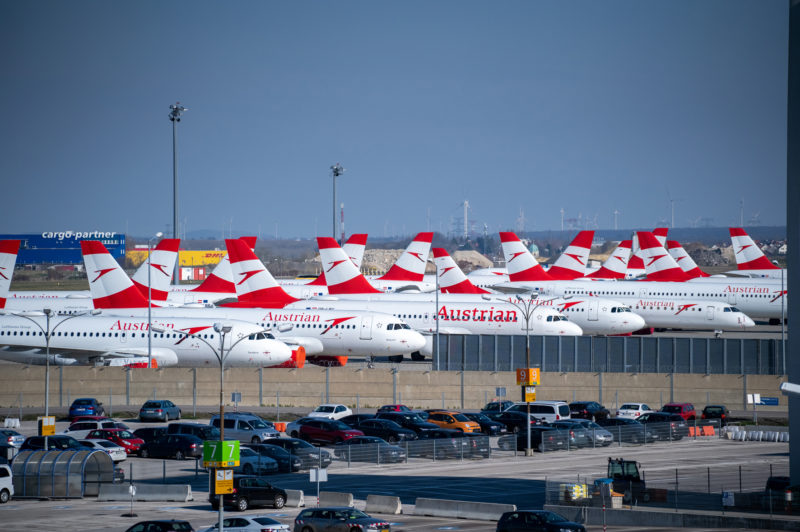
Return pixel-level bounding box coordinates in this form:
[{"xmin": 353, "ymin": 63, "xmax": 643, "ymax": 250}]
[
  {"xmin": 666, "ymin": 240, "xmax": 709, "ymax": 278},
  {"xmin": 543, "ymin": 230, "xmax": 594, "ymax": 279},
  {"xmin": 637, "ymin": 231, "xmax": 693, "ymax": 282},
  {"xmin": 726, "ymin": 227, "xmax": 786, "ymax": 279},
  {"xmin": 583, "ymin": 240, "xmax": 632, "ymax": 280},
  {"xmin": 279, "ymin": 233, "xmax": 368, "ymax": 288}
]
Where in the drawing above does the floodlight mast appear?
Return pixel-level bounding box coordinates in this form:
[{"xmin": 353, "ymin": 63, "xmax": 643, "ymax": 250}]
[{"xmin": 169, "ymin": 102, "xmax": 187, "ymax": 283}]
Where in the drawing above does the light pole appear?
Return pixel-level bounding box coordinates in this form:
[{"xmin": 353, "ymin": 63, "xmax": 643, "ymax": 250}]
[
  {"xmin": 169, "ymin": 102, "xmax": 187, "ymax": 283},
  {"xmin": 330, "ymin": 163, "xmax": 345, "ymax": 242},
  {"xmin": 0, "ymin": 308, "xmax": 100, "ymax": 447},
  {"xmin": 147, "ymin": 232, "xmax": 164, "ymax": 369}
]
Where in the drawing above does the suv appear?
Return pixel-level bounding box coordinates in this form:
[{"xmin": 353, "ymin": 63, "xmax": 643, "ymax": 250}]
[
  {"xmin": 506, "ymin": 401, "xmax": 571, "ymax": 423},
  {"xmin": 569, "ymin": 401, "xmax": 610, "ymax": 421},
  {"xmin": 481, "ymin": 400, "xmax": 514, "ymax": 414},
  {"xmin": 209, "ymin": 475, "xmax": 287, "ymax": 512},
  {"xmin": 298, "ymin": 419, "xmax": 363, "ymax": 444},
  {"xmin": 660, "ymin": 402, "xmax": 696, "ymax": 421},
  {"xmin": 139, "ymin": 400, "xmax": 181, "ymax": 422},
  {"xmin": 21, "ymin": 435, "xmax": 84, "ymax": 451},
  {"xmin": 375, "ymin": 412, "xmax": 439, "ymax": 434},
  {"xmin": 701, "ymin": 405, "xmax": 730, "ymax": 426},
  {"xmin": 68, "ymin": 398, "xmax": 104, "ymax": 421},
  {"xmin": 167, "ymin": 422, "xmax": 220, "ymax": 441},
  {"xmin": 0, "ymin": 464, "xmax": 12, "ymax": 504},
  {"xmin": 210, "ymin": 413, "xmax": 280, "ymax": 443},
  {"xmin": 60, "ymin": 419, "xmax": 119, "ymax": 440},
  {"xmin": 426, "ymin": 411, "xmax": 482, "ymax": 433}
]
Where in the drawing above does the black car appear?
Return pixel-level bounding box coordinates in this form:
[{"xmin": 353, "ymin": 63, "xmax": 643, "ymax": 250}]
[
  {"xmin": 596, "ymin": 418, "xmax": 657, "ymax": 444},
  {"xmin": 464, "ymin": 412, "xmax": 507, "ymax": 435},
  {"xmin": 481, "ymin": 400, "xmax": 514, "ymax": 414},
  {"xmin": 245, "ymin": 443, "xmax": 303, "ymax": 472},
  {"xmin": 124, "ymin": 520, "xmax": 194, "ymax": 532},
  {"xmin": 133, "ymin": 427, "xmax": 167, "ymax": 443},
  {"xmin": 636, "ymin": 412, "xmax": 689, "ymax": 440},
  {"xmin": 375, "ymin": 412, "xmax": 439, "ymax": 434},
  {"xmin": 295, "ymin": 507, "xmax": 391, "ymax": 532},
  {"xmin": 407, "ymin": 428, "xmax": 469, "ymax": 459},
  {"xmin": 21, "ymin": 435, "xmax": 83, "ymax": 451},
  {"xmin": 463, "ymin": 432, "xmax": 492, "ymax": 458},
  {"xmin": 496, "ymin": 510, "xmax": 585, "ymax": 532},
  {"xmin": 339, "ymin": 414, "xmax": 376, "ymax": 427},
  {"xmin": 333, "ymin": 436, "xmax": 407, "ymax": 463},
  {"xmin": 550, "ymin": 421, "xmax": 592, "ymax": 448},
  {"xmin": 262, "ymin": 437, "xmax": 332, "ymax": 469},
  {"xmin": 345, "ymin": 418, "xmax": 417, "ymax": 443},
  {"xmin": 701, "ymin": 405, "xmax": 730, "ymax": 426},
  {"xmin": 209, "ymin": 475, "xmax": 286, "ymax": 512},
  {"xmin": 167, "ymin": 422, "xmax": 220, "ymax": 441},
  {"xmin": 139, "ymin": 434, "xmax": 203, "ymax": 460},
  {"xmin": 568, "ymin": 401, "xmax": 610, "ymax": 421},
  {"xmin": 497, "ymin": 427, "xmax": 569, "ymax": 452},
  {"xmin": 485, "ymin": 411, "xmax": 542, "ymax": 434}
]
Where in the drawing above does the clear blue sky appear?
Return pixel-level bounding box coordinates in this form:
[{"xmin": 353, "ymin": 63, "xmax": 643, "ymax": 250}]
[{"xmin": 0, "ymin": 1, "xmax": 788, "ymax": 239}]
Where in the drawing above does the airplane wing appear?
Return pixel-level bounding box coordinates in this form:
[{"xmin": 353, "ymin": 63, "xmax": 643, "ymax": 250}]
[
  {"xmin": 490, "ymin": 283, "xmax": 539, "ymax": 295},
  {"xmin": 0, "ymin": 344, "xmax": 179, "ymax": 367},
  {"xmin": 418, "ymin": 326, "xmax": 473, "ymax": 335}
]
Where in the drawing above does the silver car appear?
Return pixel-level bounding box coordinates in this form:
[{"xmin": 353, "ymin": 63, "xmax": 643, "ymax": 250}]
[{"xmin": 0, "ymin": 429, "xmax": 24, "ymax": 448}]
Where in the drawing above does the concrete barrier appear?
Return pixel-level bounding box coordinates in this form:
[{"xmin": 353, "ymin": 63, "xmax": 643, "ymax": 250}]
[
  {"xmin": 98, "ymin": 483, "xmax": 193, "ymax": 502},
  {"xmin": 414, "ymin": 498, "xmax": 515, "ymax": 521},
  {"xmin": 319, "ymin": 491, "xmax": 353, "ymax": 507},
  {"xmin": 3, "ymin": 418, "xmax": 20, "ymax": 429},
  {"xmin": 285, "ymin": 489, "xmax": 305, "ymax": 507},
  {"xmin": 366, "ymin": 494, "xmax": 402, "ymax": 515}
]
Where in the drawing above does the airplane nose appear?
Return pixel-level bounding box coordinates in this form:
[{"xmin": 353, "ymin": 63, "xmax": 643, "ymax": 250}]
[
  {"xmin": 742, "ymin": 314, "xmax": 756, "ymax": 328},
  {"xmin": 406, "ymin": 331, "xmax": 427, "ymax": 351},
  {"xmin": 267, "ymin": 340, "xmax": 293, "ymax": 365},
  {"xmin": 629, "ymin": 312, "xmax": 647, "ymax": 330},
  {"xmin": 563, "ymin": 321, "xmax": 583, "ymax": 336}
]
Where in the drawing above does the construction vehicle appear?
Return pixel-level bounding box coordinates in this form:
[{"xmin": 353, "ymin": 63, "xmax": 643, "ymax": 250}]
[{"xmin": 608, "ymin": 457, "xmax": 649, "ymax": 504}]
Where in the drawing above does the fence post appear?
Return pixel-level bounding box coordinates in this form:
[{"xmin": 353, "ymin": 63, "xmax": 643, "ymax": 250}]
[
  {"xmin": 192, "ymin": 368, "xmax": 197, "ymax": 417},
  {"xmin": 277, "ymin": 391, "xmax": 280, "ymax": 421},
  {"xmin": 675, "ymin": 468, "xmax": 679, "ymax": 512},
  {"xmin": 59, "ymin": 367, "xmax": 63, "ymax": 407},
  {"xmin": 739, "ymin": 465, "xmax": 742, "ymax": 492},
  {"xmin": 356, "ymin": 393, "xmax": 360, "ymax": 415},
  {"xmin": 707, "ymin": 467, "xmax": 710, "ymax": 494},
  {"xmin": 125, "ymin": 368, "xmax": 130, "ymax": 406},
  {"xmin": 258, "ymin": 368, "xmax": 263, "ymax": 406}
]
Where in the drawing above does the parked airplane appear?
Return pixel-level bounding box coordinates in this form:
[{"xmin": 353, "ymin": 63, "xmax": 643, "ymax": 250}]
[
  {"xmin": 279, "ymin": 233, "xmax": 369, "ymax": 288},
  {"xmin": 543, "ymin": 231, "xmax": 594, "ymax": 280},
  {"xmin": 666, "ymin": 240, "xmax": 709, "ymax": 278},
  {"xmin": 584, "ymin": 240, "xmax": 632, "ymax": 280},
  {"xmin": 726, "ymin": 227, "xmax": 786, "ymax": 279}
]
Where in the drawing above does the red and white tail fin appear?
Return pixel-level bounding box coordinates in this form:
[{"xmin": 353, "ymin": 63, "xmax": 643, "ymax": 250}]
[
  {"xmin": 546, "ymin": 230, "xmax": 594, "ymax": 280},
  {"xmin": 628, "ymin": 233, "xmax": 645, "ymax": 273},
  {"xmin": 637, "ymin": 232, "xmax": 691, "ymax": 281},
  {"xmin": 131, "ymin": 239, "xmax": 180, "ymax": 301},
  {"xmin": 378, "ymin": 232, "xmax": 433, "ymax": 281},
  {"xmin": 192, "ymin": 236, "xmax": 257, "ymax": 293},
  {"xmin": 0, "ymin": 240, "xmax": 21, "ymax": 308},
  {"xmin": 652, "ymin": 227, "xmax": 669, "ymax": 247},
  {"xmin": 432, "ymin": 248, "xmax": 490, "ymax": 294},
  {"xmin": 666, "ymin": 240, "xmax": 709, "ymax": 278},
  {"xmin": 307, "ymin": 233, "xmax": 368, "ymax": 286},
  {"xmin": 586, "ymin": 240, "xmax": 631, "ymax": 279},
  {"xmin": 499, "ymin": 232, "xmax": 553, "ymax": 282},
  {"xmin": 729, "ymin": 228, "xmax": 779, "ymax": 270},
  {"xmin": 81, "ymin": 241, "xmax": 149, "ymax": 308},
  {"xmin": 317, "ymin": 237, "xmax": 382, "ymax": 294},
  {"xmin": 225, "ymin": 239, "xmax": 299, "ymax": 307}
]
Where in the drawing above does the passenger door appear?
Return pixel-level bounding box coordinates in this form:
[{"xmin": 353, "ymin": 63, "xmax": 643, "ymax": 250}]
[
  {"xmin": 359, "ymin": 315, "xmax": 373, "ymax": 340},
  {"xmin": 587, "ymin": 299, "xmax": 598, "ymax": 321}
]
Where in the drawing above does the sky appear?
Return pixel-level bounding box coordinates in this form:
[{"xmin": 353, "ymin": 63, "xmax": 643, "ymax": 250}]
[{"xmin": 0, "ymin": 1, "xmax": 789, "ymax": 240}]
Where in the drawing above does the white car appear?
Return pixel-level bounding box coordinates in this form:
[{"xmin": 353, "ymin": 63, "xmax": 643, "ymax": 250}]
[
  {"xmin": 197, "ymin": 515, "xmax": 289, "ymax": 532},
  {"xmin": 307, "ymin": 404, "xmax": 353, "ymax": 420},
  {"xmin": 615, "ymin": 403, "xmax": 655, "ymax": 419},
  {"xmin": 285, "ymin": 417, "xmax": 314, "ymax": 439},
  {"xmin": 79, "ymin": 439, "xmax": 127, "ymax": 462},
  {"xmin": 0, "ymin": 464, "xmax": 12, "ymax": 504}
]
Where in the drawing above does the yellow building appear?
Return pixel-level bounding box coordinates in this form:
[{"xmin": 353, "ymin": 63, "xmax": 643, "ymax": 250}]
[{"xmin": 126, "ymin": 249, "xmax": 227, "ymax": 268}]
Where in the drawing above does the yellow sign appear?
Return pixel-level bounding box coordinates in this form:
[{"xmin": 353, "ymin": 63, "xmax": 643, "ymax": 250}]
[
  {"xmin": 516, "ymin": 368, "xmax": 540, "ymax": 386},
  {"xmin": 126, "ymin": 250, "xmax": 227, "ymax": 268},
  {"xmin": 37, "ymin": 416, "xmax": 55, "ymax": 436},
  {"xmin": 215, "ymin": 469, "xmax": 234, "ymax": 494},
  {"xmin": 524, "ymin": 386, "xmax": 536, "ymax": 402}
]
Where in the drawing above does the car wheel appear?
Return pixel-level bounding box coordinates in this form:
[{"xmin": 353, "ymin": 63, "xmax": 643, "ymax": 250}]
[
  {"xmin": 290, "ymin": 431, "xmax": 299, "ymax": 438},
  {"xmin": 140, "ymin": 448, "xmax": 150, "ymax": 459},
  {"xmin": 350, "ymin": 527, "xmax": 361, "ymax": 532},
  {"xmin": 273, "ymin": 494, "xmax": 285, "ymax": 509},
  {"xmin": 175, "ymin": 450, "xmax": 185, "ymax": 461},
  {"xmin": 176, "ymin": 410, "xmax": 181, "ymax": 420},
  {"xmin": 0, "ymin": 489, "xmax": 9, "ymax": 504},
  {"xmin": 236, "ymin": 497, "xmax": 249, "ymax": 511},
  {"xmin": 301, "ymin": 527, "xmax": 313, "ymax": 532},
  {"xmin": 165, "ymin": 412, "xmax": 170, "ymax": 422},
  {"xmin": 334, "ymin": 437, "xmax": 343, "ymax": 444},
  {"xmin": 251, "ymin": 437, "xmax": 261, "ymax": 444},
  {"xmin": 387, "ymin": 435, "xmax": 397, "ymax": 443},
  {"xmin": 512, "ymin": 425, "xmax": 520, "ymax": 434},
  {"xmin": 243, "ymin": 464, "xmax": 254, "ymax": 475}
]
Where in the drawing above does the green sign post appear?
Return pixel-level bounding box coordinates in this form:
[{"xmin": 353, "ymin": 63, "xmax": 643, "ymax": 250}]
[{"xmin": 203, "ymin": 440, "xmax": 240, "ymax": 468}]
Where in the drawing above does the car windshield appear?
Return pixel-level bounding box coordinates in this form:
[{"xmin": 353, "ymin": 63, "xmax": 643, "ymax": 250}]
[
  {"xmin": 117, "ymin": 431, "xmax": 135, "ymax": 439},
  {"xmin": 397, "ymin": 413, "xmax": 424, "ymax": 423},
  {"xmin": 705, "ymin": 407, "xmax": 724, "ymax": 414},
  {"xmin": 285, "ymin": 439, "xmax": 314, "ymax": 450},
  {"xmin": 541, "ymin": 511, "xmax": 567, "ymax": 523},
  {"xmin": 249, "ymin": 418, "xmax": 271, "ymax": 429},
  {"xmin": 468, "ymin": 413, "xmax": 488, "ymax": 422},
  {"xmin": 143, "ymin": 401, "xmax": 162, "ymax": 408},
  {"xmin": 620, "ymin": 404, "xmax": 639, "ymax": 410},
  {"xmin": 341, "ymin": 509, "xmax": 370, "ymax": 520},
  {"xmin": 96, "ymin": 440, "xmax": 117, "ymax": 448},
  {"xmin": 662, "ymin": 405, "xmax": 681, "ymax": 413},
  {"xmin": 582, "ymin": 421, "xmax": 602, "ymax": 429},
  {"xmin": 314, "ymin": 406, "xmax": 336, "ymax": 413},
  {"xmin": 329, "ymin": 421, "xmax": 350, "ymax": 430},
  {"xmin": 452, "ymin": 413, "xmax": 471, "ymax": 422},
  {"xmin": 240, "ymin": 448, "xmax": 255, "ymax": 457},
  {"xmin": 253, "ymin": 517, "xmax": 281, "ymax": 526},
  {"xmin": 56, "ymin": 438, "xmax": 82, "ymax": 450},
  {"xmin": 73, "ymin": 399, "xmax": 94, "ymax": 406}
]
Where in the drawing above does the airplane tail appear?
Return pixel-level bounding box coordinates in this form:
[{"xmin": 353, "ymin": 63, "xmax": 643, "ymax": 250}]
[
  {"xmin": 432, "ymin": 248, "xmax": 490, "ymax": 294},
  {"xmin": 81, "ymin": 240, "xmax": 150, "ymax": 308},
  {"xmin": 586, "ymin": 239, "xmax": 631, "ymax": 279},
  {"xmin": 666, "ymin": 240, "xmax": 709, "ymax": 278},
  {"xmin": 652, "ymin": 227, "xmax": 669, "ymax": 247},
  {"xmin": 378, "ymin": 232, "xmax": 433, "ymax": 281},
  {"xmin": 729, "ymin": 228, "xmax": 779, "ymax": 270},
  {"xmin": 636, "ymin": 232, "xmax": 692, "ymax": 281},
  {"xmin": 306, "ymin": 233, "xmax": 368, "ymax": 286},
  {"xmin": 192, "ymin": 236, "xmax": 257, "ymax": 293},
  {"xmin": 317, "ymin": 237, "xmax": 382, "ymax": 294},
  {"xmin": 546, "ymin": 230, "xmax": 594, "ymax": 280},
  {"xmin": 499, "ymin": 232, "xmax": 553, "ymax": 282},
  {"xmin": 0, "ymin": 240, "xmax": 21, "ymax": 308},
  {"xmin": 225, "ymin": 239, "xmax": 300, "ymax": 307},
  {"xmin": 628, "ymin": 233, "xmax": 645, "ymax": 273},
  {"xmin": 131, "ymin": 239, "xmax": 180, "ymax": 301}
]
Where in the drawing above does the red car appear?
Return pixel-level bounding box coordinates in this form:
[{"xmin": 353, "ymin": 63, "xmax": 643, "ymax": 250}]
[
  {"xmin": 377, "ymin": 404, "xmax": 411, "ymax": 413},
  {"xmin": 660, "ymin": 402, "xmax": 696, "ymax": 422},
  {"xmin": 86, "ymin": 428, "xmax": 145, "ymax": 454},
  {"xmin": 298, "ymin": 419, "xmax": 364, "ymax": 444}
]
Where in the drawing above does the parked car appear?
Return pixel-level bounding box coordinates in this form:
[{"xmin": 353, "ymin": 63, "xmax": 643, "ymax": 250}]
[
  {"xmin": 285, "ymin": 417, "xmax": 316, "ymax": 438},
  {"xmin": 569, "ymin": 401, "xmax": 610, "ymax": 421},
  {"xmin": 21, "ymin": 435, "xmax": 83, "ymax": 451},
  {"xmin": 233, "ymin": 446, "xmax": 279, "ymax": 476},
  {"xmin": 210, "ymin": 413, "xmax": 280, "ymax": 443},
  {"xmin": 596, "ymin": 418, "xmax": 657, "ymax": 444},
  {"xmin": 505, "ymin": 401, "xmax": 570, "ymax": 423},
  {"xmin": 294, "ymin": 507, "xmax": 391, "ymax": 532},
  {"xmin": 426, "ymin": 410, "xmax": 482, "ymax": 433},
  {"xmin": 68, "ymin": 397, "xmax": 104, "ymax": 421},
  {"xmin": 339, "ymin": 414, "xmax": 376, "ymax": 427},
  {"xmin": 60, "ymin": 419, "xmax": 119, "ymax": 440},
  {"xmin": 209, "ymin": 475, "xmax": 287, "ymax": 511},
  {"xmin": 497, "ymin": 427, "xmax": 569, "ymax": 453},
  {"xmin": 701, "ymin": 405, "xmax": 730, "ymax": 426},
  {"xmin": 0, "ymin": 464, "xmax": 13, "ymax": 504},
  {"xmin": 262, "ymin": 438, "xmax": 332, "ymax": 469},
  {"xmin": 343, "ymin": 418, "xmax": 417, "ymax": 443},
  {"xmin": 637, "ymin": 412, "xmax": 689, "ymax": 440},
  {"xmin": 615, "ymin": 403, "xmax": 654, "ymax": 419},
  {"xmin": 660, "ymin": 402, "xmax": 697, "ymax": 421},
  {"xmin": 167, "ymin": 422, "xmax": 221, "ymax": 441},
  {"xmin": 484, "ymin": 411, "xmax": 542, "ymax": 434},
  {"xmin": 307, "ymin": 404, "xmax": 353, "ymax": 420},
  {"xmin": 408, "ymin": 428, "xmax": 470, "ymax": 459},
  {"xmin": 0, "ymin": 429, "xmax": 25, "ymax": 448},
  {"xmin": 463, "ymin": 432, "xmax": 492, "ymax": 458},
  {"xmin": 550, "ymin": 421, "xmax": 592, "ymax": 448},
  {"xmin": 333, "ymin": 436, "xmax": 407, "ymax": 463},
  {"xmin": 299, "ymin": 418, "xmax": 364, "ymax": 444},
  {"xmin": 374, "ymin": 412, "xmax": 439, "ymax": 435},
  {"xmin": 85, "ymin": 428, "xmax": 144, "ymax": 455},
  {"xmin": 197, "ymin": 515, "xmax": 288, "ymax": 532},
  {"xmin": 245, "ymin": 443, "xmax": 303, "ymax": 473},
  {"xmin": 124, "ymin": 520, "xmax": 194, "ymax": 532},
  {"xmin": 79, "ymin": 439, "xmax": 127, "ymax": 462},
  {"xmin": 463, "ymin": 412, "xmax": 507, "ymax": 435},
  {"xmin": 139, "ymin": 400, "xmax": 182, "ymax": 422},
  {"xmin": 139, "ymin": 434, "xmax": 203, "ymax": 460},
  {"xmin": 481, "ymin": 400, "xmax": 514, "ymax": 414},
  {"xmin": 133, "ymin": 426, "xmax": 167, "ymax": 443},
  {"xmin": 556, "ymin": 419, "xmax": 613, "ymax": 447},
  {"xmin": 496, "ymin": 509, "xmax": 586, "ymax": 531},
  {"xmin": 376, "ymin": 404, "xmax": 411, "ymax": 413}
]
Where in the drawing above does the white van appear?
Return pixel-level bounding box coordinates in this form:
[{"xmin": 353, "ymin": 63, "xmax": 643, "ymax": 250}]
[
  {"xmin": 0, "ymin": 464, "xmax": 13, "ymax": 503},
  {"xmin": 505, "ymin": 401, "xmax": 571, "ymax": 423}
]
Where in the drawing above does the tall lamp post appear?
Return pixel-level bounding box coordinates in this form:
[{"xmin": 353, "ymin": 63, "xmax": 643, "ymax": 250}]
[
  {"xmin": 330, "ymin": 163, "xmax": 345, "ymax": 242},
  {"xmin": 147, "ymin": 232, "xmax": 164, "ymax": 369},
  {"xmin": 427, "ymin": 258, "xmax": 441, "ymax": 370},
  {"xmin": 169, "ymin": 102, "xmax": 187, "ymax": 282},
  {"xmin": 0, "ymin": 308, "xmax": 101, "ymax": 447}
]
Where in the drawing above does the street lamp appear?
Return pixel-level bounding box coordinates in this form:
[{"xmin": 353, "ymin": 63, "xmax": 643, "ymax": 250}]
[
  {"xmin": 147, "ymin": 232, "xmax": 164, "ymax": 369},
  {"xmin": 330, "ymin": 163, "xmax": 345, "ymax": 242},
  {"xmin": 426, "ymin": 258, "xmax": 441, "ymax": 371},
  {"xmin": 0, "ymin": 308, "xmax": 101, "ymax": 447},
  {"xmin": 169, "ymin": 102, "xmax": 187, "ymax": 282}
]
